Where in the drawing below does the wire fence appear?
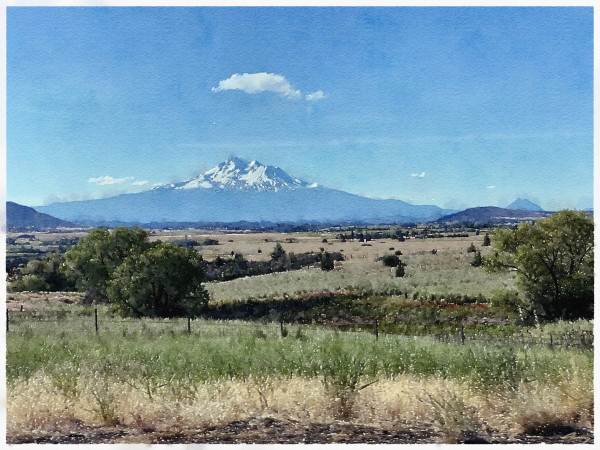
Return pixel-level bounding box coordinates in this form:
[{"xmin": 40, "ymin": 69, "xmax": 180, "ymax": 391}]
[
  {"xmin": 428, "ymin": 327, "xmax": 594, "ymax": 349},
  {"xmin": 6, "ymin": 308, "xmax": 594, "ymax": 350}
]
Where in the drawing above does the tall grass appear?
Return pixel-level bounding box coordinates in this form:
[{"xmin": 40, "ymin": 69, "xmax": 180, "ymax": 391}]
[
  {"xmin": 206, "ymin": 250, "xmax": 517, "ymax": 302},
  {"xmin": 8, "ymin": 317, "xmax": 591, "ymax": 387},
  {"xmin": 7, "ymin": 315, "xmax": 593, "ymax": 442}
]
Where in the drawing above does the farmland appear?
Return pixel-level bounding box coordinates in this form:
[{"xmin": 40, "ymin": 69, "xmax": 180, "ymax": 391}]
[{"xmin": 5, "ymin": 227, "xmax": 595, "ymax": 443}]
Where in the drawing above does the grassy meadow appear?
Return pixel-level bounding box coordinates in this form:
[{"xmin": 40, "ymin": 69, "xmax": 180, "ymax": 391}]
[
  {"xmin": 205, "ymin": 247, "xmax": 517, "ymax": 302},
  {"xmin": 5, "ymin": 230, "xmax": 594, "ymax": 443},
  {"xmin": 6, "ymin": 308, "xmax": 594, "ymax": 443}
]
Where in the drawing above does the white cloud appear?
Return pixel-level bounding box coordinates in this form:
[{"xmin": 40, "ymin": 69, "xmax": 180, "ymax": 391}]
[
  {"xmin": 212, "ymin": 73, "xmax": 301, "ymax": 99},
  {"xmin": 411, "ymin": 172, "xmax": 426, "ymax": 178},
  {"xmin": 88, "ymin": 175, "xmax": 133, "ymax": 186},
  {"xmin": 131, "ymin": 180, "xmax": 149, "ymax": 186},
  {"xmin": 487, "ymin": 185, "xmax": 496, "ymax": 189},
  {"xmin": 306, "ymin": 90, "xmax": 325, "ymax": 101}
]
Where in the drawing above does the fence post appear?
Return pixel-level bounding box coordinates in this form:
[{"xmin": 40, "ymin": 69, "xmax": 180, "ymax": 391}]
[
  {"xmin": 375, "ymin": 319, "xmax": 379, "ymax": 340},
  {"xmin": 280, "ymin": 316, "xmax": 284, "ymax": 338},
  {"xmin": 6, "ymin": 309, "xmax": 9, "ymax": 333},
  {"xmin": 461, "ymin": 325, "xmax": 465, "ymax": 345},
  {"xmin": 549, "ymin": 331, "xmax": 553, "ymax": 349},
  {"xmin": 94, "ymin": 308, "xmax": 98, "ymax": 333},
  {"xmin": 20, "ymin": 305, "xmax": 24, "ymax": 312},
  {"xmin": 188, "ymin": 316, "xmax": 191, "ymax": 335}
]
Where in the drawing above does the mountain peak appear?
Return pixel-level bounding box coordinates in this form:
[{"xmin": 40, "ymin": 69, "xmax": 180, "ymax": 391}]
[
  {"xmin": 506, "ymin": 198, "xmax": 544, "ymax": 212},
  {"xmin": 157, "ymin": 157, "xmax": 310, "ymax": 192},
  {"xmin": 224, "ymin": 156, "xmax": 253, "ymax": 167}
]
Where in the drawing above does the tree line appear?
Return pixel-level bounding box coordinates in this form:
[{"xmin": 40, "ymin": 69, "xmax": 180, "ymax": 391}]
[
  {"xmin": 204, "ymin": 244, "xmax": 342, "ymax": 281},
  {"xmin": 9, "ymin": 229, "xmax": 343, "ymax": 318}
]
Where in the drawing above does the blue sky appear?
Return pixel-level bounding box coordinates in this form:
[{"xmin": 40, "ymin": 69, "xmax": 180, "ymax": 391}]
[{"xmin": 7, "ymin": 6, "xmax": 593, "ymax": 211}]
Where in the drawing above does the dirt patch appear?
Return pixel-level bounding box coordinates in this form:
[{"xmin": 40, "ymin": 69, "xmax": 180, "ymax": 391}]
[
  {"xmin": 8, "ymin": 417, "xmax": 593, "ymax": 444},
  {"xmin": 5, "ymin": 291, "xmax": 84, "ymax": 311}
]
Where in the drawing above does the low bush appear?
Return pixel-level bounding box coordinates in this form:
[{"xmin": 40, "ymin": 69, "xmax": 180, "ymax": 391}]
[{"xmin": 381, "ymin": 254, "xmax": 400, "ymax": 267}]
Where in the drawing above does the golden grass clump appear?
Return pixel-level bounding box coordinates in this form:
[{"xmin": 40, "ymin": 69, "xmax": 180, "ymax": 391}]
[{"xmin": 8, "ymin": 372, "xmax": 593, "ymax": 442}]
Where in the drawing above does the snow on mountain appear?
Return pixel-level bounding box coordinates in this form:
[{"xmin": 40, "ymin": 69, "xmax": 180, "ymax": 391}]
[
  {"xmin": 158, "ymin": 157, "xmax": 310, "ymax": 192},
  {"xmin": 36, "ymin": 156, "xmax": 456, "ymax": 225}
]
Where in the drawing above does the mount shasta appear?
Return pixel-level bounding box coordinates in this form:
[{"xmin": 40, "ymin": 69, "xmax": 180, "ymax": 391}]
[{"xmin": 37, "ymin": 157, "xmax": 456, "ymax": 225}]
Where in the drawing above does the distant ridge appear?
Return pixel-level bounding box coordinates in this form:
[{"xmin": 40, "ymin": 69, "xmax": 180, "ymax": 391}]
[
  {"xmin": 506, "ymin": 198, "xmax": 544, "ymax": 211},
  {"xmin": 6, "ymin": 201, "xmax": 77, "ymax": 231},
  {"xmin": 436, "ymin": 206, "xmax": 550, "ymax": 225}
]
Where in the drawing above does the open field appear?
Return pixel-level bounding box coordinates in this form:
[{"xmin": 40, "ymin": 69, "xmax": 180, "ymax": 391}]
[
  {"xmin": 5, "ymin": 229, "xmax": 593, "ymax": 443},
  {"xmin": 151, "ymin": 229, "xmax": 488, "ymax": 262},
  {"xmin": 8, "ymin": 229, "xmax": 512, "ymax": 300},
  {"xmin": 7, "ymin": 228, "xmax": 482, "ymax": 266},
  {"xmin": 205, "ymin": 247, "xmax": 517, "ymax": 303},
  {"xmin": 6, "ymin": 302, "xmax": 594, "ymax": 444}
]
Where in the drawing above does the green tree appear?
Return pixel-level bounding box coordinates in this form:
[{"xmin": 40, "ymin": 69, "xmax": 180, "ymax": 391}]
[
  {"xmin": 484, "ymin": 210, "xmax": 593, "ymax": 320},
  {"xmin": 270, "ymin": 243, "xmax": 286, "ymax": 261},
  {"xmin": 270, "ymin": 243, "xmax": 288, "ymax": 272},
  {"xmin": 482, "ymin": 233, "xmax": 491, "ymax": 246},
  {"xmin": 382, "ymin": 254, "xmax": 400, "ymax": 267},
  {"xmin": 10, "ymin": 274, "xmax": 46, "ymax": 292},
  {"xmin": 321, "ymin": 251, "xmax": 335, "ymax": 271},
  {"xmin": 395, "ymin": 260, "xmax": 406, "ymax": 277},
  {"xmin": 61, "ymin": 227, "xmax": 149, "ymax": 302},
  {"xmin": 471, "ymin": 250, "xmax": 483, "ymax": 267},
  {"xmin": 107, "ymin": 242, "xmax": 209, "ymax": 318},
  {"xmin": 11, "ymin": 251, "xmax": 74, "ymax": 292}
]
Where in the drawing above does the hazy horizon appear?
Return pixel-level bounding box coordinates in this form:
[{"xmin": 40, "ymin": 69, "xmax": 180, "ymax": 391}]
[{"xmin": 16, "ymin": 155, "xmax": 576, "ymax": 213}]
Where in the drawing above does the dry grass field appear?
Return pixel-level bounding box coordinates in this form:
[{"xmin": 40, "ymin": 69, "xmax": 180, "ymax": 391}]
[
  {"xmin": 153, "ymin": 229, "xmax": 485, "ymax": 262},
  {"xmin": 198, "ymin": 236, "xmax": 516, "ymax": 303},
  {"xmin": 22, "ymin": 231, "xmax": 90, "ymax": 242},
  {"xmin": 8, "ymin": 371, "xmax": 593, "ymax": 444},
  {"xmin": 6, "ymin": 291, "xmax": 83, "ymax": 311}
]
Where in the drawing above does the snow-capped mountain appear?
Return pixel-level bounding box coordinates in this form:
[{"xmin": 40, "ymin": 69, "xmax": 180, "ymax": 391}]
[
  {"xmin": 156, "ymin": 157, "xmax": 316, "ymax": 192},
  {"xmin": 36, "ymin": 157, "xmax": 456, "ymax": 225}
]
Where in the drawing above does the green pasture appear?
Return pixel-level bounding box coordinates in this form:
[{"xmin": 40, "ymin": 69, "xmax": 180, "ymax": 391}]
[{"xmin": 7, "ymin": 311, "xmax": 593, "ymax": 395}]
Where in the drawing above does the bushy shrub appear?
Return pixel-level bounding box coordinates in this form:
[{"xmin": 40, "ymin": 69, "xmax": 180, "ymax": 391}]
[
  {"xmin": 490, "ymin": 290, "xmax": 520, "ymax": 310},
  {"xmin": 395, "ymin": 261, "xmax": 406, "ymax": 277},
  {"xmin": 10, "ymin": 251, "xmax": 73, "ymax": 292},
  {"xmin": 10, "ymin": 274, "xmax": 46, "ymax": 292},
  {"xmin": 382, "ymin": 254, "xmax": 400, "ymax": 267},
  {"xmin": 482, "ymin": 233, "xmax": 491, "ymax": 246},
  {"xmin": 471, "ymin": 250, "xmax": 483, "ymax": 267},
  {"xmin": 321, "ymin": 252, "xmax": 335, "ymax": 271},
  {"xmin": 270, "ymin": 243, "xmax": 286, "ymax": 261}
]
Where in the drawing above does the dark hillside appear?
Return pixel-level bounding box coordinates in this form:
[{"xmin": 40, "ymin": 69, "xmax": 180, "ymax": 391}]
[
  {"xmin": 6, "ymin": 201, "xmax": 77, "ymax": 231},
  {"xmin": 436, "ymin": 206, "xmax": 550, "ymax": 225}
]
